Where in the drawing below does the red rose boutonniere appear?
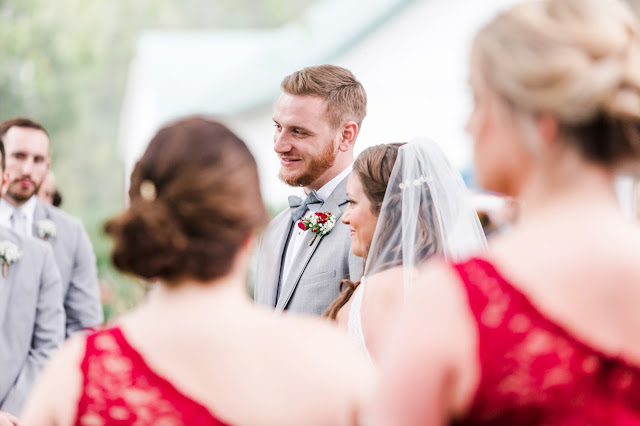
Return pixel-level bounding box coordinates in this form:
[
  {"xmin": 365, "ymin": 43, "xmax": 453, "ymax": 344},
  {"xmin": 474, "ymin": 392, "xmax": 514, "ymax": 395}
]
[{"xmin": 297, "ymin": 211, "xmax": 337, "ymax": 246}]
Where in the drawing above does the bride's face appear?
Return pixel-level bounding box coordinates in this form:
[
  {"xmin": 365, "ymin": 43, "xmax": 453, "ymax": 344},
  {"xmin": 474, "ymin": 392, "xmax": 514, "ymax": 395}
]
[{"xmin": 342, "ymin": 173, "xmax": 378, "ymax": 259}]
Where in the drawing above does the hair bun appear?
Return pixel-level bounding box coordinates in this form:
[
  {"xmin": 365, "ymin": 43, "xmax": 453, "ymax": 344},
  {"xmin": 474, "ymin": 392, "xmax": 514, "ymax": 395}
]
[
  {"xmin": 105, "ymin": 200, "xmax": 189, "ymax": 280},
  {"xmin": 105, "ymin": 117, "xmax": 267, "ymax": 284}
]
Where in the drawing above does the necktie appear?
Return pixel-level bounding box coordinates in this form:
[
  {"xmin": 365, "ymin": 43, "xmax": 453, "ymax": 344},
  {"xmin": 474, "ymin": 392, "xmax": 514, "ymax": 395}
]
[
  {"xmin": 288, "ymin": 190, "xmax": 323, "ymax": 222},
  {"xmin": 11, "ymin": 210, "xmax": 28, "ymax": 236}
]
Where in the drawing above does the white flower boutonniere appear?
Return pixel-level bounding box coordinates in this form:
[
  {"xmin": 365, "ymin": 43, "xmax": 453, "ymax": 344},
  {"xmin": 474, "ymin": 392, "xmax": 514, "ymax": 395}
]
[
  {"xmin": 0, "ymin": 241, "xmax": 21, "ymax": 277},
  {"xmin": 37, "ymin": 219, "xmax": 57, "ymax": 240},
  {"xmin": 297, "ymin": 211, "xmax": 337, "ymax": 246}
]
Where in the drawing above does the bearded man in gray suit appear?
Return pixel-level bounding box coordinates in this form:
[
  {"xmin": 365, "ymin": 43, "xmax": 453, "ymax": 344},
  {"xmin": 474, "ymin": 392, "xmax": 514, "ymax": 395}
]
[
  {"xmin": 0, "ymin": 138, "xmax": 64, "ymax": 416},
  {"xmin": 254, "ymin": 65, "xmax": 365, "ymax": 315},
  {"xmin": 0, "ymin": 118, "xmax": 102, "ymax": 337}
]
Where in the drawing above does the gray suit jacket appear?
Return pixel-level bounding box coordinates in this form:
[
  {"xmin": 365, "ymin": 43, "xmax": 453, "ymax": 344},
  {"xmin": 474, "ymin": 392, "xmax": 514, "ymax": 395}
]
[
  {"xmin": 33, "ymin": 201, "xmax": 102, "ymax": 336},
  {"xmin": 0, "ymin": 226, "xmax": 64, "ymax": 415},
  {"xmin": 254, "ymin": 176, "xmax": 363, "ymax": 315}
]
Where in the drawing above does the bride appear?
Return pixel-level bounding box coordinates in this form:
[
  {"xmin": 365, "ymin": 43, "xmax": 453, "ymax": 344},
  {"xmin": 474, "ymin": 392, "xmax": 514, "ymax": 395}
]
[{"xmin": 325, "ymin": 139, "xmax": 487, "ymax": 360}]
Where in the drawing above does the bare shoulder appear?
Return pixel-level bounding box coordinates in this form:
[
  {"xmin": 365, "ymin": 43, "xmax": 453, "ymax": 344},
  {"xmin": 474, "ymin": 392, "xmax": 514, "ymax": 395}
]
[
  {"xmin": 21, "ymin": 334, "xmax": 86, "ymax": 425},
  {"xmin": 280, "ymin": 314, "xmax": 372, "ymax": 371},
  {"xmin": 410, "ymin": 258, "xmax": 470, "ymax": 310},
  {"xmin": 271, "ymin": 313, "xmax": 374, "ymax": 387},
  {"xmin": 256, "ymin": 312, "xmax": 375, "ymax": 425},
  {"xmin": 375, "ymin": 258, "xmax": 480, "ymax": 420},
  {"xmin": 365, "ymin": 267, "xmax": 404, "ymax": 298},
  {"xmin": 611, "ymin": 222, "xmax": 640, "ymax": 266}
]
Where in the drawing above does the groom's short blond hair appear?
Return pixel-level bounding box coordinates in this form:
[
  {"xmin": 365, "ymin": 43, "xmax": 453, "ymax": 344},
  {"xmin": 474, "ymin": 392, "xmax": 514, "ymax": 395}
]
[{"xmin": 281, "ymin": 64, "xmax": 367, "ymax": 130}]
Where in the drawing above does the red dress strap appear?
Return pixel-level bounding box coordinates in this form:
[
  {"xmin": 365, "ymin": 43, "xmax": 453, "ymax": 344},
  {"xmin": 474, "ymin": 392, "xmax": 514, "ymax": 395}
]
[
  {"xmin": 76, "ymin": 327, "xmax": 230, "ymax": 425},
  {"xmin": 450, "ymin": 257, "xmax": 640, "ymax": 425}
]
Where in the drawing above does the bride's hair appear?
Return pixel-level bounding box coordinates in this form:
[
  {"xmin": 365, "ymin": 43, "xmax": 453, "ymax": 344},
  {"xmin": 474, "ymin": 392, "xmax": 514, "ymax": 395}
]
[
  {"xmin": 324, "ymin": 142, "xmax": 443, "ymax": 320},
  {"xmin": 105, "ymin": 117, "xmax": 267, "ymax": 285},
  {"xmin": 473, "ymin": 0, "xmax": 640, "ymax": 166}
]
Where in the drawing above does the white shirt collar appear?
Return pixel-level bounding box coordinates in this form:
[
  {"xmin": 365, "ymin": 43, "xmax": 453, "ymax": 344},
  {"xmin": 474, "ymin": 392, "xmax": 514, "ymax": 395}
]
[
  {"xmin": 0, "ymin": 195, "xmax": 38, "ymax": 223},
  {"xmin": 20, "ymin": 195, "xmax": 38, "ymax": 220},
  {"xmin": 297, "ymin": 164, "xmax": 354, "ymax": 201}
]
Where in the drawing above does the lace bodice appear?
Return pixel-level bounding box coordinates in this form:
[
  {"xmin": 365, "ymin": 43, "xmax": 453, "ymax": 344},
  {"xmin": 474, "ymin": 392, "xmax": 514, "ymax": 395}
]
[
  {"xmin": 451, "ymin": 258, "xmax": 640, "ymax": 425},
  {"xmin": 347, "ymin": 281, "xmax": 370, "ymax": 358},
  {"xmin": 76, "ymin": 327, "xmax": 230, "ymax": 425}
]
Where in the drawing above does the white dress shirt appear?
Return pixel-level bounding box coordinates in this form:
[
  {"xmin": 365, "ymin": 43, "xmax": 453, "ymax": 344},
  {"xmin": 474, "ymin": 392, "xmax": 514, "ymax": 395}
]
[
  {"xmin": 280, "ymin": 165, "xmax": 353, "ymax": 286},
  {"xmin": 0, "ymin": 196, "xmax": 38, "ymax": 237}
]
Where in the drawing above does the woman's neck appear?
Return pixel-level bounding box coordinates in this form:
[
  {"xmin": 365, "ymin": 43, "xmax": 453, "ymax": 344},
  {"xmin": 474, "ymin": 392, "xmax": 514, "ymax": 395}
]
[
  {"xmin": 144, "ymin": 257, "xmax": 254, "ymax": 316},
  {"xmin": 516, "ymin": 151, "xmax": 622, "ymax": 224}
]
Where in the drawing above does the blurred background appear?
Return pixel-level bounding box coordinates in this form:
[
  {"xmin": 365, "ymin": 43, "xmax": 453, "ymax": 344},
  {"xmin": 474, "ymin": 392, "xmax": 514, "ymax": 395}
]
[{"xmin": 2, "ymin": 0, "xmax": 638, "ymax": 320}]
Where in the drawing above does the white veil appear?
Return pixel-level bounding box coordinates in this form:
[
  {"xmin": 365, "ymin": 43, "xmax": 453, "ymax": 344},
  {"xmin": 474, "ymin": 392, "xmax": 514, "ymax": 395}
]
[{"xmin": 363, "ymin": 138, "xmax": 487, "ymax": 290}]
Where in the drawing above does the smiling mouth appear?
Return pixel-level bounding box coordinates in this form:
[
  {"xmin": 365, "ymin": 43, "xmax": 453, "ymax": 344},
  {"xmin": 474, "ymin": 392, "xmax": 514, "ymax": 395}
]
[{"xmin": 280, "ymin": 158, "xmax": 301, "ymax": 166}]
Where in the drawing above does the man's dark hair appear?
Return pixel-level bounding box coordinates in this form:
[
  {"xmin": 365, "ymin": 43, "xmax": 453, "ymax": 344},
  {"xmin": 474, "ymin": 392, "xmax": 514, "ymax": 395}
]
[
  {"xmin": 0, "ymin": 117, "xmax": 49, "ymax": 138},
  {"xmin": 52, "ymin": 190, "xmax": 63, "ymax": 208}
]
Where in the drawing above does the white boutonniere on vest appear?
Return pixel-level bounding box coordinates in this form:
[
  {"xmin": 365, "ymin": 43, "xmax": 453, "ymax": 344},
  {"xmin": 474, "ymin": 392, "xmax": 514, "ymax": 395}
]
[
  {"xmin": 0, "ymin": 241, "xmax": 21, "ymax": 277},
  {"xmin": 37, "ymin": 219, "xmax": 57, "ymax": 240},
  {"xmin": 297, "ymin": 211, "xmax": 337, "ymax": 246}
]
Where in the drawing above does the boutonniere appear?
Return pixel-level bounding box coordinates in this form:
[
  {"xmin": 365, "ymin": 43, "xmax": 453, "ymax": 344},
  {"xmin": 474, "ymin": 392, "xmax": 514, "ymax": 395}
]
[
  {"xmin": 297, "ymin": 211, "xmax": 337, "ymax": 246},
  {"xmin": 0, "ymin": 241, "xmax": 21, "ymax": 277},
  {"xmin": 37, "ymin": 219, "xmax": 57, "ymax": 240}
]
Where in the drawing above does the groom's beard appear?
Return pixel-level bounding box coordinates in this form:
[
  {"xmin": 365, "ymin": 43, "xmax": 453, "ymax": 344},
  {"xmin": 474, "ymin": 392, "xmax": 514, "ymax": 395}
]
[{"xmin": 279, "ymin": 142, "xmax": 336, "ymax": 188}]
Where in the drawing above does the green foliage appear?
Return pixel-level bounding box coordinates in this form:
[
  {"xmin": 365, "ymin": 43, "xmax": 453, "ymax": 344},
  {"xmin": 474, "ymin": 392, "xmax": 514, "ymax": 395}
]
[{"xmin": 0, "ymin": 0, "xmax": 316, "ymax": 319}]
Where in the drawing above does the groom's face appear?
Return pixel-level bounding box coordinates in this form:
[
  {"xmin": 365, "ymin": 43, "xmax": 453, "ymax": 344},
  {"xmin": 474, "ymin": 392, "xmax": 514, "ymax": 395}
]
[{"xmin": 273, "ymin": 93, "xmax": 340, "ymax": 189}]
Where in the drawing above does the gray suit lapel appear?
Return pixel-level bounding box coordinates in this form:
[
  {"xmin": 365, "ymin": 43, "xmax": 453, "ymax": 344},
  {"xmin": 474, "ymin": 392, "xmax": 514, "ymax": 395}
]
[
  {"xmin": 275, "ymin": 176, "xmax": 349, "ymax": 311},
  {"xmin": 31, "ymin": 202, "xmax": 52, "ymax": 242},
  {"xmin": 262, "ymin": 214, "xmax": 293, "ymax": 307},
  {"xmin": 0, "ymin": 228, "xmax": 21, "ymax": 328},
  {"xmin": 0, "ymin": 261, "xmax": 10, "ymax": 329}
]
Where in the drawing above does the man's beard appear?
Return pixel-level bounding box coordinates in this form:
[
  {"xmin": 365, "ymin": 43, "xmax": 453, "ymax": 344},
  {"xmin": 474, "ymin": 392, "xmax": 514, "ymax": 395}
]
[
  {"xmin": 6, "ymin": 179, "xmax": 38, "ymax": 203},
  {"xmin": 279, "ymin": 142, "xmax": 336, "ymax": 187}
]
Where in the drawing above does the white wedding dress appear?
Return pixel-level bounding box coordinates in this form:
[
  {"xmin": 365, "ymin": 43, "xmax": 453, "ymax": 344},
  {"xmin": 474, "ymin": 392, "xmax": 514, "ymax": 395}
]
[{"xmin": 347, "ymin": 279, "xmax": 371, "ymax": 359}]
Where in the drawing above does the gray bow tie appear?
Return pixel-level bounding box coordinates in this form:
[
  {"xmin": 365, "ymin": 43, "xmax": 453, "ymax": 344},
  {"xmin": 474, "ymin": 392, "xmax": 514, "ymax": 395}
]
[{"xmin": 288, "ymin": 190, "xmax": 323, "ymax": 222}]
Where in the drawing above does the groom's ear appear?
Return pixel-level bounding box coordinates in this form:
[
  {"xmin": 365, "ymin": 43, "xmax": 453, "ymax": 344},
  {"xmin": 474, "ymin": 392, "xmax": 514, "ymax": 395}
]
[
  {"xmin": 338, "ymin": 121, "xmax": 358, "ymax": 152},
  {"xmin": 1, "ymin": 170, "xmax": 9, "ymax": 197}
]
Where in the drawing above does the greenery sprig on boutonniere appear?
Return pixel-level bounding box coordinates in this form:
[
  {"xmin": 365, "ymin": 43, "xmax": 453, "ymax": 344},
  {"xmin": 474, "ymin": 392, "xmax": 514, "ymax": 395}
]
[
  {"xmin": 297, "ymin": 211, "xmax": 337, "ymax": 246},
  {"xmin": 0, "ymin": 241, "xmax": 21, "ymax": 278},
  {"xmin": 37, "ymin": 219, "xmax": 56, "ymax": 241}
]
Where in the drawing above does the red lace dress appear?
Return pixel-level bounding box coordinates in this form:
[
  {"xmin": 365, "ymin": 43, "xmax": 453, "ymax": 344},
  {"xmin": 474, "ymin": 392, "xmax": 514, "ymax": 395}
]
[
  {"xmin": 75, "ymin": 327, "xmax": 230, "ymax": 425},
  {"xmin": 451, "ymin": 258, "xmax": 640, "ymax": 425}
]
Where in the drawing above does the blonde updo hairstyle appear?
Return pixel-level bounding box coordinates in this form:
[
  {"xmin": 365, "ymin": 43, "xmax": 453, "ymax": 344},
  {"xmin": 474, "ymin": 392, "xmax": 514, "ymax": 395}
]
[
  {"xmin": 105, "ymin": 117, "xmax": 268, "ymax": 285},
  {"xmin": 473, "ymin": 0, "xmax": 640, "ymax": 166}
]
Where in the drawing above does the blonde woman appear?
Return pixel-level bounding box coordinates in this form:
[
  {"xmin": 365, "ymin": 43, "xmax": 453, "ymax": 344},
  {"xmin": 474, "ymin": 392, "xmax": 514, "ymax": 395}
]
[{"xmin": 376, "ymin": 0, "xmax": 640, "ymax": 424}]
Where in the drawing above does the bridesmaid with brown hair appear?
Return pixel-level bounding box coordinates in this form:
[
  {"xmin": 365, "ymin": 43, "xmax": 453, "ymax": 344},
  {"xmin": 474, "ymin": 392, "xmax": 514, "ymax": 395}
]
[{"xmin": 22, "ymin": 117, "xmax": 373, "ymax": 425}]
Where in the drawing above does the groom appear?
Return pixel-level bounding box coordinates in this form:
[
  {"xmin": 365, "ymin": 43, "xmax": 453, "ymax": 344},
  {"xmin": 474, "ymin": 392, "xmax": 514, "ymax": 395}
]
[{"xmin": 254, "ymin": 64, "xmax": 365, "ymax": 315}]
